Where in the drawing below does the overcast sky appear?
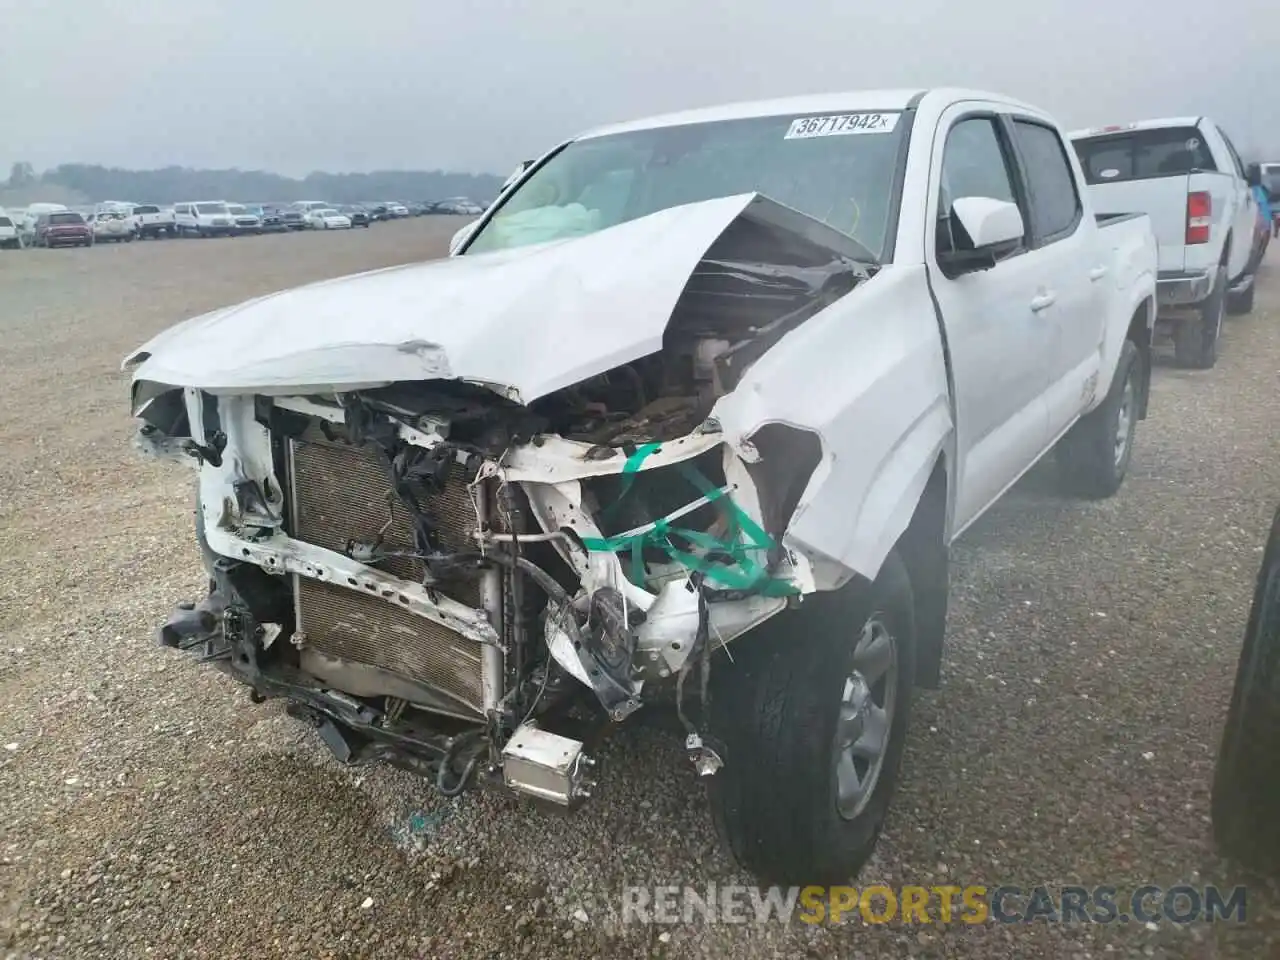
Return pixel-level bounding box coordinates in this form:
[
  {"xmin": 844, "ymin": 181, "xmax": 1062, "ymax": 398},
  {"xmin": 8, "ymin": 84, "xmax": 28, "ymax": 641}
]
[{"xmin": 2, "ymin": 0, "xmax": 1276, "ymax": 177}]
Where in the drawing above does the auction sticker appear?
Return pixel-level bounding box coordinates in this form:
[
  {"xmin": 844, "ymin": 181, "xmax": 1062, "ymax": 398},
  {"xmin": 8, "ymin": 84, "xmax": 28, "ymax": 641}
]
[{"xmin": 784, "ymin": 112, "xmax": 900, "ymax": 139}]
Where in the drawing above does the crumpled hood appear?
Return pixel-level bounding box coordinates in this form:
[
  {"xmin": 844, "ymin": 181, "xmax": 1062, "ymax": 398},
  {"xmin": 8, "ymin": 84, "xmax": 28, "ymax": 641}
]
[{"xmin": 125, "ymin": 194, "xmax": 772, "ymax": 402}]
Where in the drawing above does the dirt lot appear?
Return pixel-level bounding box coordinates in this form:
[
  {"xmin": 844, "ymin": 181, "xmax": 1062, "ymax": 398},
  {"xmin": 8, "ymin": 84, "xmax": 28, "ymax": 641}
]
[{"xmin": 1, "ymin": 219, "xmax": 1278, "ymax": 959}]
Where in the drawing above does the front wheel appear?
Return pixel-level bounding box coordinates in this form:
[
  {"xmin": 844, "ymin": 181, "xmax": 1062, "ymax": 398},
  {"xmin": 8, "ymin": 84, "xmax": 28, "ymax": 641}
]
[
  {"xmin": 1055, "ymin": 340, "xmax": 1140, "ymax": 499},
  {"xmin": 707, "ymin": 550, "xmax": 917, "ymax": 885},
  {"xmin": 1211, "ymin": 506, "xmax": 1280, "ymax": 874}
]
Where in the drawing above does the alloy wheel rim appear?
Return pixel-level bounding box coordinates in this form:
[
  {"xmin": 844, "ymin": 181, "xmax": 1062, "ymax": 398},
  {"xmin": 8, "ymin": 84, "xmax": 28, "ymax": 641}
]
[
  {"xmin": 834, "ymin": 616, "xmax": 897, "ymax": 820},
  {"xmin": 1114, "ymin": 374, "xmax": 1136, "ymax": 467}
]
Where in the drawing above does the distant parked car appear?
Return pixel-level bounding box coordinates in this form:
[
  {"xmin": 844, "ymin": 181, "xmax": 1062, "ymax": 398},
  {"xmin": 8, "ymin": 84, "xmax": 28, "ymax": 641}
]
[
  {"xmin": 90, "ymin": 209, "xmax": 135, "ymax": 243},
  {"xmin": 133, "ymin": 204, "xmax": 176, "ymax": 239},
  {"xmin": 174, "ymin": 201, "xmax": 235, "ymax": 238},
  {"xmin": 275, "ymin": 207, "xmax": 307, "ymax": 231},
  {"xmin": 226, "ymin": 203, "xmax": 263, "ymax": 234},
  {"xmin": 19, "ymin": 203, "xmax": 70, "ymax": 245},
  {"xmin": 429, "ymin": 197, "xmax": 486, "ymax": 215},
  {"xmin": 0, "ymin": 210, "xmax": 22, "ymax": 249},
  {"xmin": 252, "ymin": 206, "xmax": 286, "ymax": 232},
  {"xmin": 34, "ymin": 211, "xmax": 93, "ymax": 247},
  {"xmin": 385, "ymin": 202, "xmax": 409, "ymax": 218},
  {"xmin": 341, "ymin": 205, "xmax": 372, "ymax": 228},
  {"xmin": 1263, "ymin": 162, "xmax": 1280, "ymax": 237},
  {"xmin": 365, "ymin": 203, "xmax": 390, "ymax": 221},
  {"xmin": 306, "ymin": 208, "xmax": 352, "ymax": 230}
]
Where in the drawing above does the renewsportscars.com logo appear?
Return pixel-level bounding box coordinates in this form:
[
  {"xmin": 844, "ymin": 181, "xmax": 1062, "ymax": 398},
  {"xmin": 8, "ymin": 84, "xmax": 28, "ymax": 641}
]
[{"xmin": 621, "ymin": 884, "xmax": 1248, "ymax": 926}]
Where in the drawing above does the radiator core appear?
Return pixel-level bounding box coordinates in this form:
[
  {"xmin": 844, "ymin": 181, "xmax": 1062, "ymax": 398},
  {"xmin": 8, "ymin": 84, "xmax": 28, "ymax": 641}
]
[{"xmin": 287, "ymin": 432, "xmax": 486, "ymax": 717}]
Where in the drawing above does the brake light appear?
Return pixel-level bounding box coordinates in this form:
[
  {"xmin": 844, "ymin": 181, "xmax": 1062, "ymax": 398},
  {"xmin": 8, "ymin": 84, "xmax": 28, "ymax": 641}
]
[{"xmin": 1186, "ymin": 191, "xmax": 1211, "ymax": 245}]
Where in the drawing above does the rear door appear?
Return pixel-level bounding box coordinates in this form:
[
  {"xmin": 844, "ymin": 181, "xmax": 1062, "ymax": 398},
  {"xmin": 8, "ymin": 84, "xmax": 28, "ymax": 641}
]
[
  {"xmin": 1009, "ymin": 115, "xmax": 1105, "ymax": 440},
  {"xmin": 1215, "ymin": 126, "xmax": 1257, "ymax": 280},
  {"xmin": 1072, "ymin": 125, "xmax": 1217, "ymax": 273}
]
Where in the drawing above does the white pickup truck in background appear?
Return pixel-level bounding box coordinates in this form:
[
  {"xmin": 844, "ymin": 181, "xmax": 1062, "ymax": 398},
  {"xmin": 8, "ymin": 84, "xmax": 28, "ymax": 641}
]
[
  {"xmin": 1071, "ymin": 117, "xmax": 1260, "ymax": 368},
  {"xmin": 134, "ymin": 204, "xmax": 177, "ymax": 239},
  {"xmin": 127, "ymin": 88, "xmax": 1157, "ymax": 885}
]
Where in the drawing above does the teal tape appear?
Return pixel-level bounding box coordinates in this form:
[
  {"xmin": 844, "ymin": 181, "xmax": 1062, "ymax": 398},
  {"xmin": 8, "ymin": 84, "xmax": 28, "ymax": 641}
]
[{"xmin": 581, "ymin": 446, "xmax": 797, "ymax": 596}]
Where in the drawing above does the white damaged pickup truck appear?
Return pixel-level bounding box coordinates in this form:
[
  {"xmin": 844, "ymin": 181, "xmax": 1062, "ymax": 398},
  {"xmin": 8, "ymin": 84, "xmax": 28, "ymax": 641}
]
[{"xmin": 126, "ymin": 88, "xmax": 1157, "ymax": 883}]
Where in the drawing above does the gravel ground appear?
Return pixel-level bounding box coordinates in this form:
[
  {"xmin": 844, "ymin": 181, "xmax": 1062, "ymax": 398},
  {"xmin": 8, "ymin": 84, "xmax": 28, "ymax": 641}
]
[{"xmin": 1, "ymin": 220, "xmax": 1278, "ymax": 959}]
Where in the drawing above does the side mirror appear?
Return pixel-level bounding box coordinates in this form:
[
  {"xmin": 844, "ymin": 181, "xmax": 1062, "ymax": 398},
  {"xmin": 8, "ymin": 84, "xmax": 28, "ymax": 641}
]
[
  {"xmin": 449, "ymin": 222, "xmax": 477, "ymax": 256},
  {"xmin": 1245, "ymin": 162, "xmax": 1263, "ymax": 188},
  {"xmin": 938, "ymin": 197, "xmax": 1024, "ymax": 274}
]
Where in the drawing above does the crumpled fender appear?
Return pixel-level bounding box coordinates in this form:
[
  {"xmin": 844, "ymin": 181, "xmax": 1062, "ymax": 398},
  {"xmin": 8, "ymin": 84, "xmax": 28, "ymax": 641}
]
[{"xmin": 716, "ymin": 264, "xmax": 953, "ymax": 588}]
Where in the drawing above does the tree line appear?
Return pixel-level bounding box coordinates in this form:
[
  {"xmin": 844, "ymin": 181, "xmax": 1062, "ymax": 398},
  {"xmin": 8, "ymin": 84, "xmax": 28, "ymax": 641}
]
[{"xmin": 5, "ymin": 162, "xmax": 505, "ymax": 205}]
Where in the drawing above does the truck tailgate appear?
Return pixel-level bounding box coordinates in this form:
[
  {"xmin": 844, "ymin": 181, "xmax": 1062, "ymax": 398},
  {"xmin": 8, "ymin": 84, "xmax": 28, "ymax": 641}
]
[{"xmin": 1086, "ymin": 177, "xmax": 1189, "ymax": 273}]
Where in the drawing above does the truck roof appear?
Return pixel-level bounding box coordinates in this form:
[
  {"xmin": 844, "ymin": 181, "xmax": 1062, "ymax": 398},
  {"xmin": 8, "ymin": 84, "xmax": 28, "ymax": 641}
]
[
  {"xmin": 578, "ymin": 88, "xmax": 1042, "ymax": 140},
  {"xmin": 1069, "ymin": 117, "xmax": 1205, "ymax": 140}
]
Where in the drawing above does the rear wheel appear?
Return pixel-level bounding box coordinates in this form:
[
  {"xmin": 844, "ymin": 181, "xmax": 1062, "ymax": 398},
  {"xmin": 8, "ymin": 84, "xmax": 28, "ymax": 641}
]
[
  {"xmin": 1211, "ymin": 507, "xmax": 1280, "ymax": 874},
  {"xmin": 1227, "ymin": 256, "xmax": 1258, "ymax": 315},
  {"xmin": 1227, "ymin": 278, "xmax": 1255, "ymax": 315},
  {"xmin": 1174, "ymin": 265, "xmax": 1226, "ymax": 369},
  {"xmin": 708, "ymin": 550, "xmax": 917, "ymax": 884},
  {"xmin": 1056, "ymin": 339, "xmax": 1140, "ymax": 499}
]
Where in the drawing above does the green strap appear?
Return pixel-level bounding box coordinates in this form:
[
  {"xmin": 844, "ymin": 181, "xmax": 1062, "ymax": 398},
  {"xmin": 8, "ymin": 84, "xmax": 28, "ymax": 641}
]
[{"xmin": 580, "ymin": 445, "xmax": 797, "ymax": 596}]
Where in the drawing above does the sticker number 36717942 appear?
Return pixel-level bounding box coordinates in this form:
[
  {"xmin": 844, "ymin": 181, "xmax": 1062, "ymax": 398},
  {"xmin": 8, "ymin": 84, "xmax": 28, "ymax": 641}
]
[{"xmin": 783, "ymin": 112, "xmax": 901, "ymax": 140}]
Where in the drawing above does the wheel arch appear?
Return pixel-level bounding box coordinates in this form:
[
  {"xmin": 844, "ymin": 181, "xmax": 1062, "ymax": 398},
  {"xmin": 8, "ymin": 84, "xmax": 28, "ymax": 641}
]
[
  {"xmin": 894, "ymin": 454, "xmax": 950, "ymax": 688},
  {"xmin": 1127, "ymin": 297, "xmax": 1155, "ymax": 419}
]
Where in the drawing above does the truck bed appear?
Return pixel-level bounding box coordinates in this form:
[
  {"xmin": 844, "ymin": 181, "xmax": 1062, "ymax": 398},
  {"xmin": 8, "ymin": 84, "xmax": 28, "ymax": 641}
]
[{"xmin": 1096, "ymin": 212, "xmax": 1147, "ymax": 227}]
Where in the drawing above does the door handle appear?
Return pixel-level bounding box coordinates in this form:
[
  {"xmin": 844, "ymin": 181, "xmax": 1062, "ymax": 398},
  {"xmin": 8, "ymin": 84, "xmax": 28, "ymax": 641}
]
[
  {"xmin": 1030, "ymin": 292, "xmax": 1057, "ymax": 312},
  {"xmin": 1089, "ymin": 266, "xmax": 1109, "ymax": 282}
]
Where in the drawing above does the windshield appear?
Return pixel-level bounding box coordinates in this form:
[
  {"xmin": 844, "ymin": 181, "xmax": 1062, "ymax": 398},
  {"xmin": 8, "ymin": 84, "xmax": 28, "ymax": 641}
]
[
  {"xmin": 1073, "ymin": 127, "xmax": 1218, "ymax": 185},
  {"xmin": 466, "ymin": 112, "xmax": 906, "ymax": 259},
  {"xmin": 48, "ymin": 212, "xmax": 83, "ymax": 224},
  {"xmin": 318, "ymin": 209, "xmax": 338, "ymax": 216},
  {"xmin": 0, "ymin": 217, "xmax": 12, "ymax": 227},
  {"xmin": 227, "ymin": 204, "xmax": 246, "ymax": 214},
  {"xmin": 133, "ymin": 205, "xmax": 159, "ymax": 214},
  {"xmin": 195, "ymin": 203, "xmax": 228, "ymax": 214}
]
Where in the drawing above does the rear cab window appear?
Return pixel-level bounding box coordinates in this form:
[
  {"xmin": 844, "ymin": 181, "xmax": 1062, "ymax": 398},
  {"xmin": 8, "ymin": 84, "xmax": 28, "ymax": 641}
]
[{"xmin": 1072, "ymin": 126, "xmax": 1217, "ymax": 185}]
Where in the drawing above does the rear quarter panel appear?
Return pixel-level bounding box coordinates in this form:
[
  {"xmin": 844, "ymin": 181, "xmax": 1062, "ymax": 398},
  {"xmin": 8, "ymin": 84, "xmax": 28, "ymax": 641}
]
[{"xmin": 1093, "ymin": 217, "xmax": 1157, "ymax": 413}]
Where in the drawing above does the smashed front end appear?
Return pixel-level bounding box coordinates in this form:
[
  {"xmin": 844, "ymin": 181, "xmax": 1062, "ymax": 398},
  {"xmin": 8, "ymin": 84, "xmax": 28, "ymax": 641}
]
[{"xmin": 128, "ymin": 196, "xmax": 872, "ymax": 806}]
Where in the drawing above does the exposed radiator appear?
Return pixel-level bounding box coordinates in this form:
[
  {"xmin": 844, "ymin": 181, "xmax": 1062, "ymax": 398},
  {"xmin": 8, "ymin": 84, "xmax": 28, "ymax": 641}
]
[{"xmin": 287, "ymin": 431, "xmax": 486, "ymax": 717}]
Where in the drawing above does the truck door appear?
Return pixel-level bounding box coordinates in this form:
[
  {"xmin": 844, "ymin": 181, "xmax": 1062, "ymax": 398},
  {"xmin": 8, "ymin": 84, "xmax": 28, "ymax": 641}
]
[
  {"xmin": 1007, "ymin": 115, "xmax": 1105, "ymax": 440},
  {"xmin": 926, "ymin": 109, "xmax": 1053, "ymax": 533},
  {"xmin": 1216, "ymin": 127, "xmax": 1258, "ymax": 281}
]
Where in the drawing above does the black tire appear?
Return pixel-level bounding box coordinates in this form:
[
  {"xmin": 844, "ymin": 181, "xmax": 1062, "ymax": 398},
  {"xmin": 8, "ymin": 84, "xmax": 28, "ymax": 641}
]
[
  {"xmin": 1227, "ymin": 279, "xmax": 1255, "ymax": 315},
  {"xmin": 707, "ymin": 549, "xmax": 917, "ymax": 884},
  {"xmin": 1174, "ymin": 265, "xmax": 1226, "ymax": 369},
  {"xmin": 1211, "ymin": 506, "xmax": 1280, "ymax": 874},
  {"xmin": 1055, "ymin": 340, "xmax": 1140, "ymax": 499},
  {"xmin": 1227, "ymin": 269, "xmax": 1257, "ymax": 316}
]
